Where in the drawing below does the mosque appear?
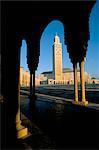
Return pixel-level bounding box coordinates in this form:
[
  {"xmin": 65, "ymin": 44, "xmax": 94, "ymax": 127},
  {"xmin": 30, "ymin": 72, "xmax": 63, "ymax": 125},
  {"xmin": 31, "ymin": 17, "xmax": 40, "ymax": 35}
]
[
  {"xmin": 40, "ymin": 34, "xmax": 91, "ymax": 85},
  {"xmin": 20, "ymin": 34, "xmax": 96, "ymax": 87}
]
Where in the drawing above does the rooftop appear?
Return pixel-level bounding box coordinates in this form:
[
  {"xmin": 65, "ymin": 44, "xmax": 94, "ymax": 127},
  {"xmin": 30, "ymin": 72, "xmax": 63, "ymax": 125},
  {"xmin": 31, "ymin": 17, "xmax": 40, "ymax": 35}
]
[{"xmin": 42, "ymin": 68, "xmax": 80, "ymax": 74}]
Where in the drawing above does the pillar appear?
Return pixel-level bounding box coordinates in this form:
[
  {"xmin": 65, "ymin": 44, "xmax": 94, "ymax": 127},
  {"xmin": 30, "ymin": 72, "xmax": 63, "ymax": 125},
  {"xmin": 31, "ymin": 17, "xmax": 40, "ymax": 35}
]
[
  {"xmin": 16, "ymin": 44, "xmax": 28, "ymax": 139},
  {"xmin": 29, "ymin": 70, "xmax": 32, "ymax": 117},
  {"xmin": 73, "ymin": 63, "xmax": 78, "ymax": 102},
  {"xmin": 16, "ymin": 72, "xmax": 21, "ymax": 129},
  {"xmin": 29, "ymin": 70, "xmax": 35, "ymax": 120},
  {"xmin": 30, "ymin": 71, "xmax": 33, "ymax": 99},
  {"xmin": 33, "ymin": 70, "xmax": 35, "ymax": 98},
  {"xmin": 32, "ymin": 70, "xmax": 36, "ymax": 112},
  {"xmin": 79, "ymin": 59, "xmax": 88, "ymax": 105}
]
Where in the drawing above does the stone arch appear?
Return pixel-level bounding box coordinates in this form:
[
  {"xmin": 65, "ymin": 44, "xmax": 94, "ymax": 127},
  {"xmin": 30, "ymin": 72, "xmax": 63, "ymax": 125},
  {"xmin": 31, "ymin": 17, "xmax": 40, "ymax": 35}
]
[
  {"xmin": 32, "ymin": 18, "xmax": 66, "ymax": 72},
  {"xmin": 37, "ymin": 19, "xmax": 65, "ymax": 83},
  {"xmin": 2, "ymin": 1, "xmax": 96, "ymax": 149}
]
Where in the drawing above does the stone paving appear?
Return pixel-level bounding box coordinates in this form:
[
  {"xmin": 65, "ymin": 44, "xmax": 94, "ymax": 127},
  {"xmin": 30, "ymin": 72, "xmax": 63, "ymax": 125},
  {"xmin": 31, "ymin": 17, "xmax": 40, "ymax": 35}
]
[
  {"xmin": 20, "ymin": 108, "xmax": 56, "ymax": 149},
  {"xmin": 20, "ymin": 94, "xmax": 99, "ymax": 149},
  {"xmin": 21, "ymin": 84, "xmax": 99, "ymax": 104},
  {"xmin": 20, "ymin": 85, "xmax": 99, "ymax": 149}
]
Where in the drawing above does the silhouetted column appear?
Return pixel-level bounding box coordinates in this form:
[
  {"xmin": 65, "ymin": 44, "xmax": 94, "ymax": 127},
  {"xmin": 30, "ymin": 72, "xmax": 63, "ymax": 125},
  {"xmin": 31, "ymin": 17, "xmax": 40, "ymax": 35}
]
[
  {"xmin": 16, "ymin": 47, "xmax": 21, "ymax": 131},
  {"xmin": 16, "ymin": 44, "xmax": 28, "ymax": 139},
  {"xmin": 79, "ymin": 59, "xmax": 88, "ymax": 105},
  {"xmin": 32, "ymin": 70, "xmax": 36, "ymax": 112},
  {"xmin": 30, "ymin": 71, "xmax": 33, "ymax": 99},
  {"xmin": 16, "ymin": 69, "xmax": 21, "ymax": 130},
  {"xmin": 29, "ymin": 71, "xmax": 33, "ymax": 119},
  {"xmin": 73, "ymin": 63, "xmax": 78, "ymax": 102},
  {"xmin": 33, "ymin": 70, "xmax": 35, "ymax": 98},
  {"xmin": 29, "ymin": 69, "xmax": 36, "ymax": 119}
]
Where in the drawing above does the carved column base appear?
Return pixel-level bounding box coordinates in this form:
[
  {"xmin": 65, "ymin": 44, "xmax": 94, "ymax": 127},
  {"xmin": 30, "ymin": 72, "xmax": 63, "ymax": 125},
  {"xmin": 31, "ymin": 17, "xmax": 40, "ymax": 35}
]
[
  {"xmin": 80, "ymin": 100, "xmax": 88, "ymax": 106},
  {"xmin": 74, "ymin": 98, "xmax": 78, "ymax": 102},
  {"xmin": 72, "ymin": 100, "xmax": 79, "ymax": 105},
  {"xmin": 17, "ymin": 125, "xmax": 28, "ymax": 139},
  {"xmin": 72, "ymin": 100, "xmax": 88, "ymax": 106}
]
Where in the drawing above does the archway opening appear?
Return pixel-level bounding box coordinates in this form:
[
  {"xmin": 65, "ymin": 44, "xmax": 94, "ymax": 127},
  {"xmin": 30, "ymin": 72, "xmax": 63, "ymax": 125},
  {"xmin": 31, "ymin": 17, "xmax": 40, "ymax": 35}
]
[
  {"xmin": 84, "ymin": 1, "xmax": 99, "ymax": 103},
  {"xmin": 36, "ymin": 20, "xmax": 72, "ymax": 87},
  {"xmin": 20, "ymin": 39, "xmax": 29, "ymax": 89}
]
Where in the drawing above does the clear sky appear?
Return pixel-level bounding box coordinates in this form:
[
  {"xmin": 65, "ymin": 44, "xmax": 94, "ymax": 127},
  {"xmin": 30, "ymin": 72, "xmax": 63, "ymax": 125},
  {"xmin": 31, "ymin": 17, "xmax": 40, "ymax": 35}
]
[{"xmin": 20, "ymin": 1, "xmax": 99, "ymax": 78}]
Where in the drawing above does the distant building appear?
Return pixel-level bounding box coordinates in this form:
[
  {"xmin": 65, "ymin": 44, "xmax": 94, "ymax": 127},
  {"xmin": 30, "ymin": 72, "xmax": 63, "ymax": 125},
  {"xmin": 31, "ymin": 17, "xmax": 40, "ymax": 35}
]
[
  {"xmin": 41, "ymin": 68, "xmax": 91, "ymax": 85},
  {"xmin": 40, "ymin": 34, "xmax": 91, "ymax": 85},
  {"xmin": 20, "ymin": 67, "xmax": 30, "ymax": 87},
  {"xmin": 20, "ymin": 34, "xmax": 94, "ymax": 86},
  {"xmin": 20, "ymin": 67, "xmax": 40, "ymax": 87},
  {"xmin": 91, "ymin": 78, "xmax": 99, "ymax": 84}
]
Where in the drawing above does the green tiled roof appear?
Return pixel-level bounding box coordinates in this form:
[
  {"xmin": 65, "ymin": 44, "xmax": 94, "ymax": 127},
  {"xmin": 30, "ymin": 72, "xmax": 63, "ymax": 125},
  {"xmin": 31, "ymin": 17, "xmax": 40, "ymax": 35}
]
[{"xmin": 42, "ymin": 68, "xmax": 80, "ymax": 74}]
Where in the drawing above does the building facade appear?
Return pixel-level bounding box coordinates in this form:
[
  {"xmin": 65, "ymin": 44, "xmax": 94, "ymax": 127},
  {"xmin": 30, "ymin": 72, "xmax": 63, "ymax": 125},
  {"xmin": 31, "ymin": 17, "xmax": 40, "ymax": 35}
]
[
  {"xmin": 91, "ymin": 78, "xmax": 99, "ymax": 84},
  {"xmin": 41, "ymin": 68, "xmax": 91, "ymax": 85},
  {"xmin": 40, "ymin": 34, "xmax": 92, "ymax": 85},
  {"xmin": 20, "ymin": 67, "xmax": 40, "ymax": 87},
  {"xmin": 20, "ymin": 67, "xmax": 30, "ymax": 87},
  {"xmin": 20, "ymin": 35, "xmax": 94, "ymax": 86}
]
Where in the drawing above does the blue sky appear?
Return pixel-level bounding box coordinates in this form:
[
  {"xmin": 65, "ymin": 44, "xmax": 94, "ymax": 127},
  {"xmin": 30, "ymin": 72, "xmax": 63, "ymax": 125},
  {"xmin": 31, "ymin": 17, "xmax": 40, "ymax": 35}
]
[{"xmin": 20, "ymin": 1, "xmax": 99, "ymax": 78}]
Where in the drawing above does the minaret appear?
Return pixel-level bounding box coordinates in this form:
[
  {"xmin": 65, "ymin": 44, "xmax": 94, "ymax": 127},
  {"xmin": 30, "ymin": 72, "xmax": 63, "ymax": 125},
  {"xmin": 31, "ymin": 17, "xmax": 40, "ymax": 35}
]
[{"xmin": 53, "ymin": 33, "xmax": 62, "ymax": 81}]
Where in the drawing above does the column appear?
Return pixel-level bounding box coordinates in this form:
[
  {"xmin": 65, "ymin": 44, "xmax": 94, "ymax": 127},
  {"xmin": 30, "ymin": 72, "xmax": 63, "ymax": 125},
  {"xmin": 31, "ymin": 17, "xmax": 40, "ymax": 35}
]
[
  {"xmin": 79, "ymin": 59, "xmax": 88, "ymax": 105},
  {"xmin": 32, "ymin": 70, "xmax": 36, "ymax": 112},
  {"xmin": 33, "ymin": 70, "xmax": 35, "ymax": 98},
  {"xmin": 73, "ymin": 63, "xmax": 78, "ymax": 102},
  {"xmin": 29, "ymin": 70, "xmax": 36, "ymax": 120},
  {"xmin": 30, "ymin": 71, "xmax": 33, "ymax": 100},
  {"xmin": 16, "ymin": 72, "xmax": 21, "ymax": 129},
  {"xmin": 29, "ymin": 71, "xmax": 33, "ymax": 120},
  {"xmin": 16, "ymin": 45, "xmax": 28, "ymax": 139}
]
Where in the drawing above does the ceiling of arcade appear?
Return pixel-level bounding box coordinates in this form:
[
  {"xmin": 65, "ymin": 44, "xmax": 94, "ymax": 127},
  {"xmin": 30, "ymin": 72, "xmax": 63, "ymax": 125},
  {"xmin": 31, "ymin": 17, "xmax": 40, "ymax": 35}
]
[{"xmin": 3, "ymin": 1, "xmax": 95, "ymax": 70}]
